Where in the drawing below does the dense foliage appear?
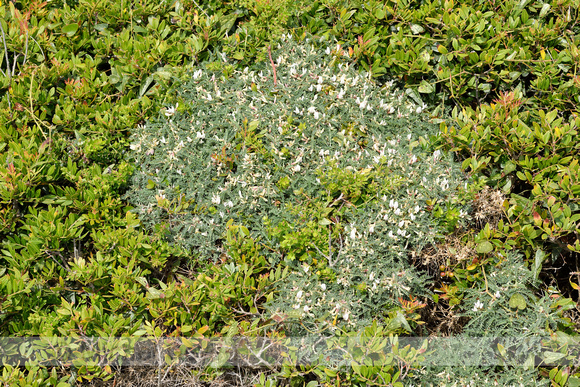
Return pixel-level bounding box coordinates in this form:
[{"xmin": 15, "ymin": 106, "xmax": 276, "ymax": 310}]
[{"xmin": 1, "ymin": 0, "xmax": 579, "ymax": 385}]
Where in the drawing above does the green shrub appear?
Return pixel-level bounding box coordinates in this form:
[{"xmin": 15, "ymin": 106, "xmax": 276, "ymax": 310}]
[{"xmin": 438, "ymin": 91, "xmax": 580, "ymax": 259}]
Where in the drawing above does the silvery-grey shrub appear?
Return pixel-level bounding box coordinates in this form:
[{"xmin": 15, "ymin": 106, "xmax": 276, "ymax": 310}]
[{"xmin": 125, "ymin": 34, "xmax": 470, "ymax": 331}]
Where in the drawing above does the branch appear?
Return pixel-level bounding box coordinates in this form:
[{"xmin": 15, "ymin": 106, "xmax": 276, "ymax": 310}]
[
  {"xmin": 0, "ymin": 19, "xmax": 12, "ymax": 111},
  {"xmin": 267, "ymin": 45, "xmax": 277, "ymax": 87}
]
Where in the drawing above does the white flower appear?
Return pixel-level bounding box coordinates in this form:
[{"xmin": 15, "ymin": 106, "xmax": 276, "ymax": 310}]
[
  {"xmin": 193, "ymin": 69, "xmax": 203, "ymax": 79},
  {"xmin": 409, "ymin": 154, "xmax": 417, "ymax": 164},
  {"xmin": 350, "ymin": 227, "xmax": 357, "ymax": 240},
  {"xmin": 389, "ymin": 199, "xmax": 399, "ymax": 209},
  {"xmin": 296, "ymin": 290, "xmax": 303, "ymax": 300},
  {"xmin": 196, "ymin": 131, "xmax": 205, "ymax": 139},
  {"xmin": 433, "ymin": 150, "xmax": 441, "ymax": 161},
  {"xmin": 292, "ymin": 165, "xmax": 301, "ymax": 172},
  {"xmin": 224, "ymin": 200, "xmax": 234, "ymax": 208},
  {"xmin": 211, "ymin": 194, "xmax": 221, "ymax": 205},
  {"xmin": 369, "ymin": 224, "xmax": 375, "ymax": 234},
  {"xmin": 320, "ymin": 283, "xmax": 326, "ymax": 291},
  {"xmin": 160, "ymin": 136, "xmax": 167, "ymax": 144},
  {"xmin": 130, "ymin": 143, "xmax": 141, "ymax": 151},
  {"xmin": 164, "ymin": 103, "xmax": 178, "ymax": 117},
  {"xmin": 473, "ymin": 300, "xmax": 484, "ymax": 312},
  {"xmin": 342, "ymin": 310, "xmax": 350, "ymax": 321},
  {"xmin": 494, "ymin": 291, "xmax": 501, "ymax": 299},
  {"xmin": 398, "ymin": 220, "xmax": 405, "ymax": 228},
  {"xmin": 303, "ymin": 305, "xmax": 310, "ymax": 313}
]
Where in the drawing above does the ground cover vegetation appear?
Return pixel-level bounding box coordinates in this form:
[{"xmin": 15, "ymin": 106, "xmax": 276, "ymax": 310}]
[{"xmin": 0, "ymin": 0, "xmax": 579, "ymax": 385}]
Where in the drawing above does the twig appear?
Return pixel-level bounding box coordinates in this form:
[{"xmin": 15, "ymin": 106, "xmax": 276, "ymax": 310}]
[
  {"xmin": 481, "ymin": 265, "xmax": 494, "ymax": 299},
  {"xmin": 0, "ymin": 19, "xmax": 12, "ymax": 111},
  {"xmin": 191, "ymin": 0, "xmax": 209, "ymax": 19},
  {"xmin": 21, "ymin": 30, "xmax": 29, "ymax": 75},
  {"xmin": 310, "ymin": 227, "xmax": 343, "ymax": 268},
  {"xmin": 29, "ymin": 35, "xmax": 45, "ymax": 61},
  {"xmin": 0, "ymin": 20, "xmax": 11, "ymax": 79},
  {"xmin": 45, "ymin": 250, "xmax": 70, "ymax": 272},
  {"xmin": 27, "ymin": 69, "xmax": 50, "ymax": 140},
  {"xmin": 267, "ymin": 45, "xmax": 277, "ymax": 87},
  {"xmin": 11, "ymin": 53, "xmax": 19, "ymax": 79}
]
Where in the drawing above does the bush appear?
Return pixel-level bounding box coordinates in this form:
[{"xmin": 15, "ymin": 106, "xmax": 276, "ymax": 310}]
[{"xmin": 125, "ymin": 35, "xmax": 471, "ymax": 334}]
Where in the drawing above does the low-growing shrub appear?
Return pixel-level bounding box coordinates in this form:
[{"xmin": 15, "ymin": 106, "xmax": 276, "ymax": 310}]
[{"xmin": 125, "ymin": 34, "xmax": 471, "ymax": 334}]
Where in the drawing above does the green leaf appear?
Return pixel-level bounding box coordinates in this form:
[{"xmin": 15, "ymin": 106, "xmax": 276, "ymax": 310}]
[
  {"xmin": 476, "ymin": 241, "xmax": 493, "ymax": 254},
  {"xmin": 508, "ymin": 293, "xmax": 527, "ymax": 310},
  {"xmin": 568, "ymin": 376, "xmax": 580, "ymax": 387},
  {"xmin": 62, "ymin": 23, "xmax": 79, "ymax": 36},
  {"xmin": 410, "ymin": 24, "xmax": 424, "ymax": 34},
  {"xmin": 533, "ymin": 249, "xmax": 544, "ymax": 280},
  {"xmin": 539, "ymin": 3, "xmax": 551, "ymax": 17},
  {"xmin": 94, "ymin": 23, "xmax": 108, "ymax": 32},
  {"xmin": 543, "ymin": 351, "xmax": 566, "ymax": 363},
  {"xmin": 437, "ymin": 45, "xmax": 448, "ymax": 54},
  {"xmin": 503, "ymin": 161, "xmax": 517, "ymax": 175},
  {"xmin": 418, "ymin": 80, "xmax": 435, "ymax": 94}
]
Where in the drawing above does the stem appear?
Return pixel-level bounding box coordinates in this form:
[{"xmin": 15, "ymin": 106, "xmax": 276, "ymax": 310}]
[
  {"xmin": 0, "ymin": 19, "xmax": 12, "ymax": 111},
  {"xmin": 267, "ymin": 45, "xmax": 277, "ymax": 87},
  {"xmin": 0, "ymin": 19, "xmax": 11, "ymax": 79},
  {"xmin": 21, "ymin": 30, "xmax": 29, "ymax": 74}
]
